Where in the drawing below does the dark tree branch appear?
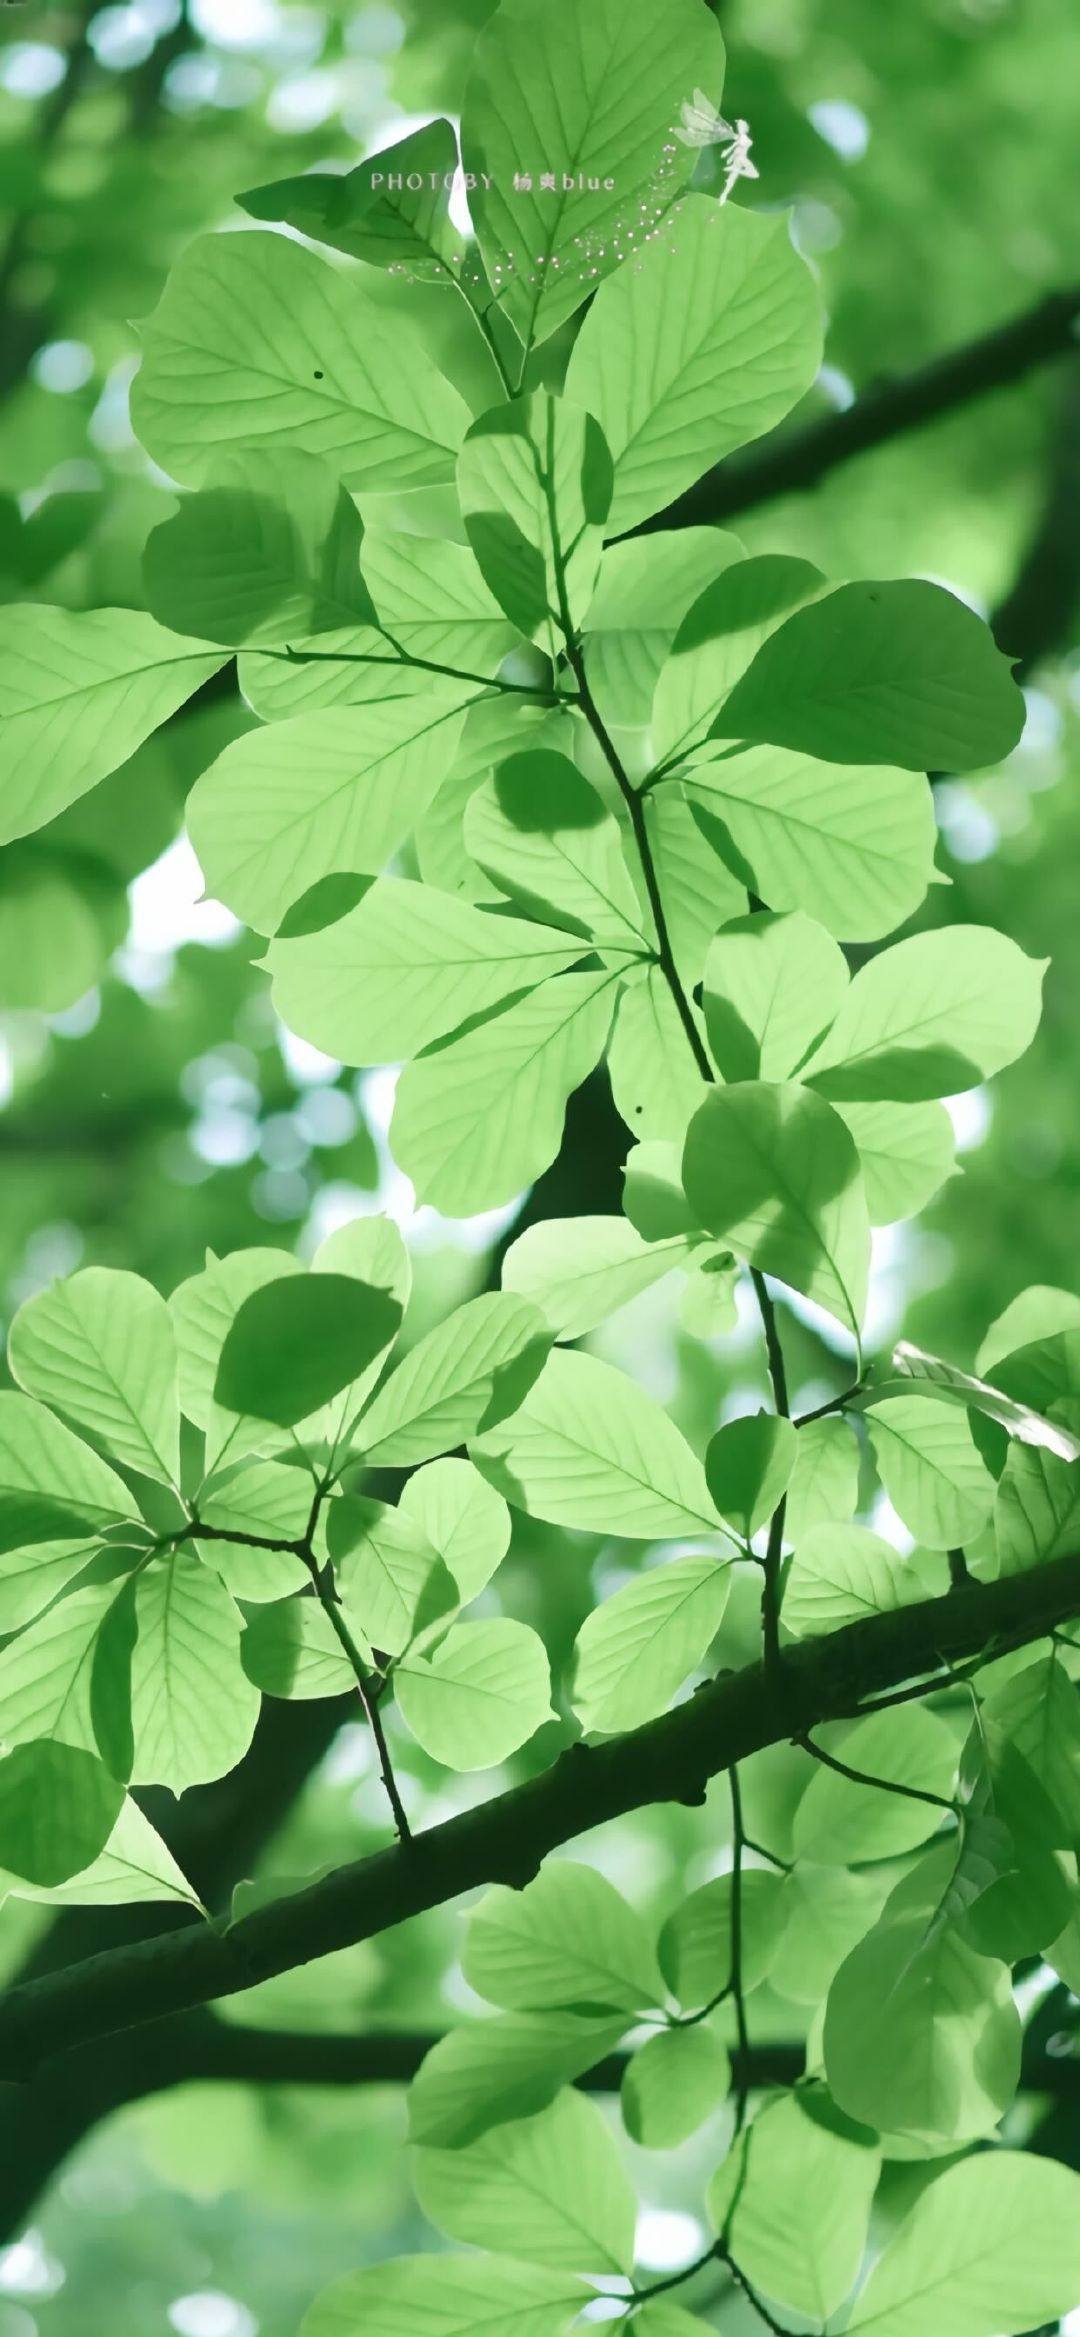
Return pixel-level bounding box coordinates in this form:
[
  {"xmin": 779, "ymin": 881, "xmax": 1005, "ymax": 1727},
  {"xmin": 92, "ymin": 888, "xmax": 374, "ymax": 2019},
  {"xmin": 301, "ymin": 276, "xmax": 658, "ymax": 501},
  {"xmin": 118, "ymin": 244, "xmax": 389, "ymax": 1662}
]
[
  {"xmin": 3, "ymin": 1548, "xmax": 1080, "ymax": 2079},
  {"xmin": 631, "ymin": 284, "xmax": 1080, "ymax": 536},
  {"xmin": 91, "ymin": 2011, "xmax": 1080, "ymax": 2104},
  {"xmin": 990, "ymin": 362, "xmax": 1080, "ymax": 677}
]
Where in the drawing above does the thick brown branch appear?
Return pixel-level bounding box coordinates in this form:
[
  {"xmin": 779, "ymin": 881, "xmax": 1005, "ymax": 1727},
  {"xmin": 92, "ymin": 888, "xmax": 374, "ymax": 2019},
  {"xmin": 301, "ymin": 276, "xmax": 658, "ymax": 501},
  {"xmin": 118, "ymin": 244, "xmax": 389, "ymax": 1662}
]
[
  {"xmin": 631, "ymin": 284, "xmax": 1080, "ymax": 535},
  {"xmin": 2, "ymin": 1549, "xmax": 1080, "ymax": 2080}
]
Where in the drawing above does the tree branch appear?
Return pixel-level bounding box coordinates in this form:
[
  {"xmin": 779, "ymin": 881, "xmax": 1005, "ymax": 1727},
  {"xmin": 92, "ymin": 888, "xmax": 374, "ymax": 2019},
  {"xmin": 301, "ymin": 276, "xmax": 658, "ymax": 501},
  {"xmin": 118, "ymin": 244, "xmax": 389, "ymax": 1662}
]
[
  {"xmin": 3, "ymin": 1549, "xmax": 1080, "ymax": 2079},
  {"xmin": 631, "ymin": 284, "xmax": 1080, "ymax": 535}
]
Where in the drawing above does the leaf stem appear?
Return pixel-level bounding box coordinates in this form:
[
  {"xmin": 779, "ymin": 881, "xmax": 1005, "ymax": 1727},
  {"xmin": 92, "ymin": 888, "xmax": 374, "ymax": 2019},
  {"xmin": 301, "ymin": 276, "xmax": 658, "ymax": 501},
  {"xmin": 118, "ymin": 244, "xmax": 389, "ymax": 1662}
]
[
  {"xmin": 727, "ymin": 1763, "xmax": 752, "ymax": 2138},
  {"xmin": 627, "ymin": 2240, "xmax": 720, "ymax": 2305},
  {"xmin": 299, "ymin": 1546, "xmax": 412, "ymax": 1844},
  {"xmin": 276, "ymin": 642, "xmax": 560, "ymax": 702},
  {"xmin": 714, "ymin": 2247, "xmax": 800, "ymax": 2334},
  {"xmin": 750, "ymin": 1269, "xmax": 790, "ymax": 1680},
  {"xmin": 793, "ymin": 1383, "xmax": 862, "ymax": 1428},
  {"xmin": 797, "ymin": 1727, "xmax": 958, "ymax": 1814}
]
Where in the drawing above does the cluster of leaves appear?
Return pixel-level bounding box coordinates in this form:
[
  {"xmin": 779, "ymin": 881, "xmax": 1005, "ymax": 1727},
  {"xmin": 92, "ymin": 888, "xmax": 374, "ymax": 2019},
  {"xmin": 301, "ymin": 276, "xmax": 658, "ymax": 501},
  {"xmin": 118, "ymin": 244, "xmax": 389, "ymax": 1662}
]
[
  {"xmin": 3, "ymin": 0, "xmax": 1080, "ymax": 2328},
  {"xmin": 305, "ymin": 1857, "xmax": 1080, "ymax": 2336}
]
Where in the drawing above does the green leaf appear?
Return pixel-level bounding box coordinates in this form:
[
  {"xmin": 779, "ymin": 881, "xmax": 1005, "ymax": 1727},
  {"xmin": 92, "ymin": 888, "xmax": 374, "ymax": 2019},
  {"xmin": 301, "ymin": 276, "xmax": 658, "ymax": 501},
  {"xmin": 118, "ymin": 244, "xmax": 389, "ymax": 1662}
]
[
  {"xmin": 623, "ymin": 1138, "xmax": 698, "ymax": 1243},
  {"xmin": 846, "ymin": 2151, "xmax": 1080, "ymax": 2337},
  {"xmin": 502, "ymin": 1216, "xmax": 691, "ymax": 1340},
  {"xmin": 0, "ymin": 1390, "xmax": 141, "ymax": 1544},
  {"xmin": 824, "ymin": 1882, "xmax": 1020, "ymax": 2143},
  {"xmin": 652, "ymin": 555, "xmax": 825, "ymax": 767},
  {"xmin": 794, "ymin": 1708, "xmax": 958, "ymax": 1864},
  {"xmin": 472, "ymin": 1346, "xmax": 724, "ymax": 1539},
  {"xmin": 302, "ymin": 2255, "xmax": 583, "ymax": 2337},
  {"xmin": 363, "ymin": 525, "xmax": 518, "ymax": 666},
  {"xmin": 241, "ymin": 1597, "xmax": 367, "ymax": 1700},
  {"xmin": 659, "ymin": 1868, "xmax": 786, "ymax": 2008},
  {"xmin": 783, "ymin": 1523, "xmax": 914, "ymax": 1636},
  {"xmin": 621, "ymin": 2024, "xmax": 730, "ymax": 2147},
  {"xmin": 397, "ymin": 1460, "xmax": 511, "ymax": 1606},
  {"xmin": 642, "ymin": 786, "xmax": 746, "ymax": 985},
  {"xmin": 390, "ymin": 970, "xmax": 618, "ymax": 1215},
  {"xmin": 0, "ymin": 1538, "xmax": 100, "ymax": 1637},
  {"xmin": 583, "ymin": 528, "xmax": 744, "ymax": 730},
  {"xmin": 462, "ymin": 0, "xmax": 725, "ymax": 353},
  {"xmin": 716, "ymin": 580, "xmax": 1027, "ymax": 770},
  {"xmin": 464, "ymin": 1860, "xmax": 665, "ymax": 2016},
  {"xmin": 682, "ymin": 1082, "xmax": 870, "ymax": 1342},
  {"xmin": 769, "ymin": 1863, "xmax": 891, "ymax": 2006},
  {"xmin": 130, "ymin": 1555, "xmax": 260, "ymax": 1790},
  {"xmin": 608, "ymin": 965, "xmax": 709, "ymax": 1142},
  {"xmin": 977, "ymin": 1285, "xmax": 1080, "ymax": 1377},
  {"xmin": 215, "ymin": 1273, "xmax": 402, "ymax": 1430},
  {"xmin": 709, "ymin": 2090, "xmax": 880, "ymax": 2321},
  {"xmin": 0, "ymin": 1581, "xmax": 129, "ymax": 1753},
  {"xmin": 143, "ymin": 449, "xmax": 373, "ymax": 649},
  {"xmin": 414, "ymin": 2088, "xmax": 636, "ymax": 2275},
  {"xmin": 0, "ymin": 1739, "xmax": 124, "ymax": 1887},
  {"xmin": 679, "ymin": 1251, "xmax": 740, "ymax": 1340},
  {"xmin": 240, "ymin": 121, "xmax": 462, "ymax": 276},
  {"xmin": 196, "ymin": 1462, "xmax": 311, "ymax": 1601},
  {"xmin": 1047, "ymin": 1899, "xmax": 1080, "ymax": 1996},
  {"xmin": 464, "ymin": 750, "xmax": 647, "ymax": 947},
  {"xmin": 407, "ymin": 2010, "xmax": 626, "ymax": 2149},
  {"xmin": 327, "ymin": 1496, "xmax": 455, "ymax": 1657},
  {"xmin": 0, "ymin": 605, "xmax": 222, "ymax": 844},
  {"xmin": 10, "ymin": 1267, "xmax": 181, "ymax": 1483},
  {"xmin": 836, "ymin": 1100, "xmax": 957, "ymax": 1225},
  {"xmin": 268, "ymin": 877, "xmax": 587, "ymax": 1065},
  {"xmin": 131, "ymin": 231, "xmax": 471, "ymax": 490},
  {"xmin": 633, "ymin": 2310, "xmax": 709, "ymax": 2337},
  {"xmin": 171, "ymin": 1245, "xmax": 305, "ymax": 1471},
  {"xmin": 993, "ymin": 1430, "xmax": 1080, "ymax": 1574},
  {"xmin": 866, "ymin": 1393, "xmax": 995, "ymax": 1546},
  {"xmin": 702, "ymin": 909, "xmax": 849, "ymax": 1084},
  {"xmin": 988, "ymin": 1328, "xmax": 1080, "ymax": 1415},
  {"xmin": 395, "ymin": 1618, "xmax": 554, "ymax": 1770},
  {"xmin": 358, "ymin": 1293, "xmax": 551, "ymax": 1469},
  {"xmin": 980, "ymin": 1656, "xmax": 1080, "ymax": 1845},
  {"xmin": 705, "ymin": 1413, "xmax": 797, "ymax": 1541},
  {"xmin": 803, "ymin": 926, "xmax": 1046, "ymax": 1101},
  {"xmin": 417, "ymin": 698, "xmax": 569, "ymax": 899},
  {"xmin": 1, "ymin": 1795, "xmax": 201, "ymax": 1911},
  {"xmin": 572, "ymin": 1555, "xmax": 732, "ymax": 1734},
  {"xmin": 684, "ymin": 745, "xmax": 937, "ymax": 942},
  {"xmin": 950, "ymin": 1783, "xmax": 1070, "ymax": 1964},
  {"xmin": 240, "ymin": 528, "xmax": 516, "ymax": 722},
  {"xmin": 457, "ymin": 393, "xmax": 612, "ymax": 653},
  {"xmin": 567, "ymin": 197, "xmax": 822, "ymax": 533},
  {"xmin": 786, "ymin": 1416, "xmax": 860, "ymax": 1539},
  {"xmin": 187, "ymin": 692, "xmax": 472, "ymax": 934},
  {"xmin": 883, "ymin": 1340, "xmax": 1080, "ymax": 1464},
  {"xmin": 281, "ymin": 1219, "xmax": 407, "ymax": 1450}
]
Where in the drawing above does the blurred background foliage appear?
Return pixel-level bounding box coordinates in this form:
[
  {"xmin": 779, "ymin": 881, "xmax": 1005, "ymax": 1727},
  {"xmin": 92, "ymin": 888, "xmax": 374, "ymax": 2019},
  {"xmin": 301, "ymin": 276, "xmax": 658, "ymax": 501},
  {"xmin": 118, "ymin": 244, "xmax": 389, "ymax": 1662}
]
[{"xmin": 0, "ymin": 1, "xmax": 1077, "ymax": 2332}]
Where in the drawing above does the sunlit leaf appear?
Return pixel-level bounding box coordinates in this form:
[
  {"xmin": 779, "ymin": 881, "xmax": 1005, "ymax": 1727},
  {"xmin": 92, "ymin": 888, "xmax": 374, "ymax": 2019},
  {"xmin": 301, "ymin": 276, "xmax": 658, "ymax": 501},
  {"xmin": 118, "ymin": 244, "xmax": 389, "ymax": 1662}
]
[
  {"xmin": 717, "ymin": 581, "xmax": 1027, "ymax": 771},
  {"xmin": 567, "ymin": 198, "xmax": 822, "ymax": 533}
]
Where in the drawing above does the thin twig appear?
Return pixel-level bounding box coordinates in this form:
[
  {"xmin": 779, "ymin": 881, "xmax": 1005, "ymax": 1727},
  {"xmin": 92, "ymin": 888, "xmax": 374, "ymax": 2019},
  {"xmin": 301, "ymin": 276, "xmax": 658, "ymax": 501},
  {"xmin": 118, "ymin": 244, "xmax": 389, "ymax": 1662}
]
[
  {"xmin": 727, "ymin": 1765, "xmax": 752, "ymax": 2137},
  {"xmin": 298, "ymin": 1544, "xmax": 411, "ymax": 1844},
  {"xmin": 797, "ymin": 1728, "xmax": 957, "ymax": 1813},
  {"xmin": 277, "ymin": 643, "xmax": 560, "ymax": 702},
  {"xmin": 750, "ymin": 1270, "xmax": 790, "ymax": 1681},
  {"xmin": 794, "ymin": 1383, "xmax": 862, "ymax": 1428},
  {"xmin": 715, "ymin": 2246, "xmax": 799, "ymax": 2335}
]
